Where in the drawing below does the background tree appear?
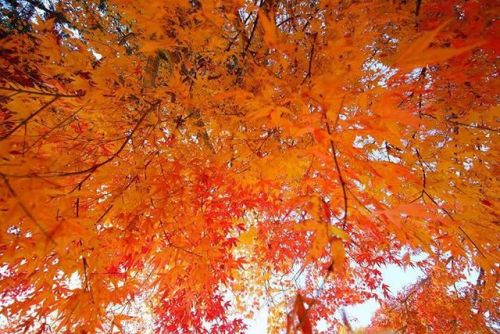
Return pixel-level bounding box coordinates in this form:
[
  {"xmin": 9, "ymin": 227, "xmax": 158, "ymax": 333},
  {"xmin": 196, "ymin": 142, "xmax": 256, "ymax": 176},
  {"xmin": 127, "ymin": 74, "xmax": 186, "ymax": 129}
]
[{"xmin": 0, "ymin": 0, "xmax": 498, "ymax": 333}]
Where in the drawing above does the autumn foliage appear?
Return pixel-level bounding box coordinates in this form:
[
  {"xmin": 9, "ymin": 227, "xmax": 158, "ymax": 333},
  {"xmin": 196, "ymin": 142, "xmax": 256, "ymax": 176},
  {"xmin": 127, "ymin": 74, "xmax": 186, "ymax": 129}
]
[{"xmin": 0, "ymin": 0, "xmax": 498, "ymax": 333}]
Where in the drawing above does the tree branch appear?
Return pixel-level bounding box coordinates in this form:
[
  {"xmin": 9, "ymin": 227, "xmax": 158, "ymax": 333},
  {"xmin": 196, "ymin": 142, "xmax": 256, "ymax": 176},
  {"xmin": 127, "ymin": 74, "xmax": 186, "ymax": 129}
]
[
  {"xmin": 0, "ymin": 96, "xmax": 59, "ymax": 141},
  {"xmin": 0, "ymin": 86, "xmax": 84, "ymax": 98},
  {"xmin": 301, "ymin": 32, "xmax": 318, "ymax": 85},
  {"xmin": 0, "ymin": 173, "xmax": 56, "ymax": 244}
]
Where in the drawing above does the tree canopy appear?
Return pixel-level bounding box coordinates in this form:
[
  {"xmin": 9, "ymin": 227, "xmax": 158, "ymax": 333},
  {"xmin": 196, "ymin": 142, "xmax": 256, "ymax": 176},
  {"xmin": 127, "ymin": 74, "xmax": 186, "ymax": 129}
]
[{"xmin": 0, "ymin": 0, "xmax": 498, "ymax": 333}]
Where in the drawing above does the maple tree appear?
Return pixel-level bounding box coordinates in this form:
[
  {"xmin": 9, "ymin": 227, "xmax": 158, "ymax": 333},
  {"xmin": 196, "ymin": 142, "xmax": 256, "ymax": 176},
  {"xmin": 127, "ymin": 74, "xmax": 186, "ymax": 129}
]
[{"xmin": 0, "ymin": 0, "xmax": 499, "ymax": 333}]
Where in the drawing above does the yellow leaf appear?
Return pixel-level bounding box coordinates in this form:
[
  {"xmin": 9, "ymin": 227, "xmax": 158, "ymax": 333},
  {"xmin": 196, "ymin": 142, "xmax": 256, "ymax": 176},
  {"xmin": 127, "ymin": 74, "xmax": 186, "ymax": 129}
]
[
  {"xmin": 397, "ymin": 20, "xmax": 451, "ymax": 62},
  {"xmin": 329, "ymin": 225, "xmax": 349, "ymax": 240},
  {"xmin": 400, "ymin": 42, "xmax": 484, "ymax": 69},
  {"xmin": 259, "ymin": 13, "xmax": 278, "ymax": 47},
  {"xmin": 239, "ymin": 227, "xmax": 258, "ymax": 246},
  {"xmin": 331, "ymin": 240, "xmax": 346, "ymax": 273}
]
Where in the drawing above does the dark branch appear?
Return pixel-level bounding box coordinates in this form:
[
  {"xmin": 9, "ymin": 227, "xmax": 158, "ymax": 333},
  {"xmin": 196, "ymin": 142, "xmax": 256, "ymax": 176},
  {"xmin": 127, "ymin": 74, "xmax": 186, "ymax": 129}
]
[
  {"xmin": 301, "ymin": 32, "xmax": 318, "ymax": 85},
  {"xmin": 0, "ymin": 96, "xmax": 59, "ymax": 141},
  {"xmin": 0, "ymin": 173, "xmax": 56, "ymax": 244},
  {"xmin": 0, "ymin": 87, "xmax": 83, "ymax": 98}
]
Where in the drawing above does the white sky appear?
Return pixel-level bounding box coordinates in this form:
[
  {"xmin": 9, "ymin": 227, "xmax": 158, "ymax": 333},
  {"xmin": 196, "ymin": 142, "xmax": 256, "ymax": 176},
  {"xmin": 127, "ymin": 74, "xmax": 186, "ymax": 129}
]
[{"xmin": 246, "ymin": 264, "xmax": 424, "ymax": 333}]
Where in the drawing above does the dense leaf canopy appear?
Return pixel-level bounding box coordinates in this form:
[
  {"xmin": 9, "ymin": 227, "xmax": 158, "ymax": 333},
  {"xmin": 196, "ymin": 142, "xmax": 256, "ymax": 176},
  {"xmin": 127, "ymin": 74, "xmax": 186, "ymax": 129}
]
[{"xmin": 0, "ymin": 0, "xmax": 498, "ymax": 333}]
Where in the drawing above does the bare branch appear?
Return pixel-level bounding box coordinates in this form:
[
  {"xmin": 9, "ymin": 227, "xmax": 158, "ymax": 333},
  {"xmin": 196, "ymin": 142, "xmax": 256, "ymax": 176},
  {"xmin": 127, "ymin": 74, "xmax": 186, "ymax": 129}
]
[
  {"xmin": 0, "ymin": 173, "xmax": 56, "ymax": 244},
  {"xmin": 0, "ymin": 86, "xmax": 84, "ymax": 98},
  {"xmin": 0, "ymin": 96, "xmax": 59, "ymax": 141}
]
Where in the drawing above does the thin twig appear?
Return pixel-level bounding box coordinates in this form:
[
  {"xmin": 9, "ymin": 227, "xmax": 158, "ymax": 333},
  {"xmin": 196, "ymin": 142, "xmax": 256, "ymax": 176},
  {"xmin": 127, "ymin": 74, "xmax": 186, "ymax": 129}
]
[
  {"xmin": 0, "ymin": 96, "xmax": 59, "ymax": 141},
  {"xmin": 0, "ymin": 86, "xmax": 83, "ymax": 98},
  {"xmin": 0, "ymin": 173, "xmax": 56, "ymax": 244}
]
